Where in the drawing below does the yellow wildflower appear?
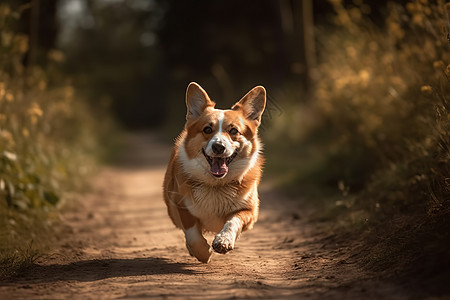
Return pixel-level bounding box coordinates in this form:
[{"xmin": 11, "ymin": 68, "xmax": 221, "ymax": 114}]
[
  {"xmin": 433, "ymin": 61, "xmax": 444, "ymax": 69},
  {"xmin": 22, "ymin": 128, "xmax": 29, "ymax": 137},
  {"xmin": 5, "ymin": 92, "xmax": 13, "ymax": 102},
  {"xmin": 0, "ymin": 129, "xmax": 14, "ymax": 145},
  {"xmin": 28, "ymin": 102, "xmax": 43, "ymax": 117},
  {"xmin": 30, "ymin": 116, "xmax": 38, "ymax": 125},
  {"xmin": 359, "ymin": 70, "xmax": 370, "ymax": 86},
  {"xmin": 420, "ymin": 85, "xmax": 433, "ymax": 95},
  {"xmin": 412, "ymin": 14, "xmax": 423, "ymax": 25},
  {"xmin": 48, "ymin": 49, "xmax": 65, "ymax": 63}
]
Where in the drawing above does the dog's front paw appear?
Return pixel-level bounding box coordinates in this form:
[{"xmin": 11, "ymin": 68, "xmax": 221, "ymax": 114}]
[{"xmin": 212, "ymin": 232, "xmax": 235, "ymax": 254}]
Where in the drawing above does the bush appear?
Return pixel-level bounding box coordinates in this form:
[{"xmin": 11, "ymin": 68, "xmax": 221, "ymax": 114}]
[
  {"xmin": 0, "ymin": 4, "xmax": 106, "ymax": 276},
  {"xmin": 263, "ymin": 1, "xmax": 450, "ymax": 283},
  {"xmin": 266, "ymin": 1, "xmax": 449, "ymax": 217}
]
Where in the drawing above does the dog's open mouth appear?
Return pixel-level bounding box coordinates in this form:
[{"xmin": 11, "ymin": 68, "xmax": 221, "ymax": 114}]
[{"xmin": 202, "ymin": 148, "xmax": 238, "ymax": 178}]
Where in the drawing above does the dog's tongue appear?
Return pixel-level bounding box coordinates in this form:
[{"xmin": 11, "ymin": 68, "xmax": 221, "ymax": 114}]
[{"xmin": 211, "ymin": 157, "xmax": 228, "ymax": 176}]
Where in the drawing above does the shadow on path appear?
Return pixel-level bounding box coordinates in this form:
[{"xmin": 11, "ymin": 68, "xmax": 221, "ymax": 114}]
[{"xmin": 2, "ymin": 257, "xmax": 198, "ymax": 284}]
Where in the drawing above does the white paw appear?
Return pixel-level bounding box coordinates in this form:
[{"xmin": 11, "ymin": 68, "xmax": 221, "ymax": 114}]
[
  {"xmin": 186, "ymin": 239, "xmax": 212, "ymax": 263},
  {"xmin": 185, "ymin": 226, "xmax": 212, "ymax": 263},
  {"xmin": 212, "ymin": 232, "xmax": 235, "ymax": 254}
]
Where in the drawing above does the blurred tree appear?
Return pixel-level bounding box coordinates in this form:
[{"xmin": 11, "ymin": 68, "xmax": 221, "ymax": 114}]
[
  {"xmin": 279, "ymin": 0, "xmax": 315, "ymax": 94},
  {"xmin": 64, "ymin": 1, "xmax": 404, "ymax": 129},
  {"xmin": 60, "ymin": 0, "xmax": 324, "ymax": 129},
  {"xmin": 10, "ymin": 0, "xmax": 59, "ymax": 67},
  {"xmin": 155, "ymin": 0, "xmax": 291, "ymax": 105},
  {"xmin": 62, "ymin": 0, "xmax": 168, "ymax": 128}
]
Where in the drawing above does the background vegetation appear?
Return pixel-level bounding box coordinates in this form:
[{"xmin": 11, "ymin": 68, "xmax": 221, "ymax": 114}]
[
  {"xmin": 268, "ymin": 0, "xmax": 449, "ymax": 214},
  {"xmin": 264, "ymin": 0, "xmax": 449, "ymax": 284},
  {"xmin": 0, "ymin": 2, "xmax": 111, "ymax": 277}
]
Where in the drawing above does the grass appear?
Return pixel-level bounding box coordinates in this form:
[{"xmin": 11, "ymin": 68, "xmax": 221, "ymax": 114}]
[
  {"xmin": 263, "ymin": 0, "xmax": 450, "ymax": 290},
  {"xmin": 0, "ymin": 4, "xmax": 111, "ymax": 278},
  {"xmin": 0, "ymin": 207, "xmax": 56, "ymax": 278}
]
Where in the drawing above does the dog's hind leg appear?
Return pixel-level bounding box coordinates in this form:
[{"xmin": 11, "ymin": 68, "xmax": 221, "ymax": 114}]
[
  {"xmin": 184, "ymin": 223, "xmax": 212, "ymax": 263},
  {"xmin": 178, "ymin": 206, "xmax": 212, "ymax": 263}
]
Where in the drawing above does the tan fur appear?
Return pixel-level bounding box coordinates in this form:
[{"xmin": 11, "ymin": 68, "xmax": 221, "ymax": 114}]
[{"xmin": 163, "ymin": 82, "xmax": 266, "ymax": 263}]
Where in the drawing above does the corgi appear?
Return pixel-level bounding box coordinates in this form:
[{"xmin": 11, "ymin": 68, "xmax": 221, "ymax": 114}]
[{"xmin": 163, "ymin": 82, "xmax": 266, "ymax": 263}]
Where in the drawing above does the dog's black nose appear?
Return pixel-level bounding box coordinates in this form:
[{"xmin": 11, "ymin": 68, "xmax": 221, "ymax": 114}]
[{"xmin": 212, "ymin": 142, "xmax": 226, "ymax": 155}]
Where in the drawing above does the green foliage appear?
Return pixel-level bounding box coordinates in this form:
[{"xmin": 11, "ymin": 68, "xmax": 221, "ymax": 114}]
[
  {"xmin": 266, "ymin": 0, "xmax": 449, "ymax": 217},
  {"xmin": 263, "ymin": 1, "xmax": 450, "ymax": 282},
  {"xmin": 62, "ymin": 1, "xmax": 166, "ymax": 128},
  {"xmin": 0, "ymin": 3, "xmax": 107, "ymax": 276},
  {"xmin": 0, "ymin": 207, "xmax": 56, "ymax": 278}
]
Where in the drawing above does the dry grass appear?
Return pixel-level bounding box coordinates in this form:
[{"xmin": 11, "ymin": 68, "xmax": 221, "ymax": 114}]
[
  {"xmin": 0, "ymin": 4, "xmax": 110, "ymax": 277},
  {"xmin": 267, "ymin": 0, "xmax": 449, "ymax": 216},
  {"xmin": 264, "ymin": 0, "xmax": 450, "ymax": 284}
]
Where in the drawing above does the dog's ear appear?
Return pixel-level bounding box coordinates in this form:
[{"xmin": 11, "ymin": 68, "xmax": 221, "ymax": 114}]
[
  {"xmin": 231, "ymin": 86, "xmax": 266, "ymax": 125},
  {"xmin": 186, "ymin": 82, "xmax": 215, "ymax": 120}
]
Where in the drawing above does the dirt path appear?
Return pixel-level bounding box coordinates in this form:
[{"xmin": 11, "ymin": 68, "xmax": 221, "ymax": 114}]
[{"xmin": 0, "ymin": 133, "xmax": 407, "ymax": 299}]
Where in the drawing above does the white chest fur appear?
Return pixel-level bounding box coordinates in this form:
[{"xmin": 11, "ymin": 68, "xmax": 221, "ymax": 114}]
[{"xmin": 184, "ymin": 183, "xmax": 255, "ymax": 233}]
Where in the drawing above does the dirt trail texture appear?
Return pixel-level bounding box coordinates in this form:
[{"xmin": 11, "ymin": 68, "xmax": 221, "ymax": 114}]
[{"xmin": 0, "ymin": 133, "xmax": 409, "ymax": 299}]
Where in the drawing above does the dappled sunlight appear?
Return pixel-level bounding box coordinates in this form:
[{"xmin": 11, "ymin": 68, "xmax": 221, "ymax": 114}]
[{"xmin": 0, "ymin": 0, "xmax": 449, "ymax": 298}]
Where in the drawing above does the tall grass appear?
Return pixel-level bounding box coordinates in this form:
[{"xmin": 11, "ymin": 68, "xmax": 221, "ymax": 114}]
[
  {"xmin": 0, "ymin": 4, "xmax": 106, "ymax": 277},
  {"xmin": 267, "ymin": 0, "xmax": 449, "ymax": 219},
  {"xmin": 263, "ymin": 1, "xmax": 450, "ymax": 281}
]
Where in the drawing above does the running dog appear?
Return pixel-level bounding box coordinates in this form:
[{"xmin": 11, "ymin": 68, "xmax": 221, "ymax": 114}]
[{"xmin": 163, "ymin": 82, "xmax": 266, "ymax": 263}]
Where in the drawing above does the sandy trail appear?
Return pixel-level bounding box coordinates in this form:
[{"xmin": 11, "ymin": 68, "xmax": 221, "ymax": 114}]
[{"xmin": 0, "ymin": 133, "xmax": 405, "ymax": 299}]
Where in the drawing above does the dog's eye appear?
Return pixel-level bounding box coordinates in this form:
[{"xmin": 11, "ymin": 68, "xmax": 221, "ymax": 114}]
[
  {"xmin": 203, "ymin": 126, "xmax": 213, "ymax": 134},
  {"xmin": 229, "ymin": 128, "xmax": 239, "ymax": 135}
]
